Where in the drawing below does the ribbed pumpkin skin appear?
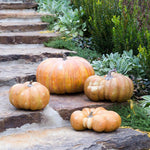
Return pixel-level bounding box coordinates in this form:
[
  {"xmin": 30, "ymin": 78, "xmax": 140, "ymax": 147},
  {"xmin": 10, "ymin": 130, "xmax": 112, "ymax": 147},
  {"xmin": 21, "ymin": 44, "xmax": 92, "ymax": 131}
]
[
  {"xmin": 36, "ymin": 56, "xmax": 95, "ymax": 94},
  {"xmin": 9, "ymin": 82, "xmax": 50, "ymax": 110},
  {"xmin": 84, "ymin": 72, "xmax": 134, "ymax": 102},
  {"xmin": 70, "ymin": 107, "xmax": 121, "ymax": 132}
]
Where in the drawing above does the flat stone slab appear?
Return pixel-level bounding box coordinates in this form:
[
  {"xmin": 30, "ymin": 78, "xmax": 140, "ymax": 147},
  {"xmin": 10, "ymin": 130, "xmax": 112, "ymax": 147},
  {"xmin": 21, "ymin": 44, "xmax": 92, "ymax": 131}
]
[
  {"xmin": 0, "ymin": 2, "xmax": 38, "ymax": 9},
  {"xmin": 0, "ymin": 59, "xmax": 39, "ymax": 86},
  {"xmin": 49, "ymin": 93, "xmax": 117, "ymax": 120},
  {"xmin": 0, "ymin": 85, "xmax": 123, "ymax": 132},
  {"xmin": 0, "ymin": 44, "xmax": 75, "ymax": 61},
  {"xmin": 0, "ymin": 10, "xmax": 53, "ymax": 19},
  {"xmin": 0, "ymin": 127, "xmax": 149, "ymax": 150},
  {"xmin": 0, "ymin": 21, "xmax": 49, "ymax": 32},
  {"xmin": 0, "ymin": 31, "xmax": 59, "ymax": 44},
  {"xmin": 0, "ymin": 0, "xmax": 36, "ymax": 2}
]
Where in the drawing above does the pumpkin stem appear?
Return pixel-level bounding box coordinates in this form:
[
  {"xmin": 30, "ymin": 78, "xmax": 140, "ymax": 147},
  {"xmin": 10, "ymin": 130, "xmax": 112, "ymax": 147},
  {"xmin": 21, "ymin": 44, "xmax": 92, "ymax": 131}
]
[
  {"xmin": 105, "ymin": 68, "xmax": 117, "ymax": 80},
  {"xmin": 28, "ymin": 80, "xmax": 33, "ymax": 87},
  {"xmin": 88, "ymin": 111, "xmax": 93, "ymax": 118},
  {"xmin": 62, "ymin": 53, "xmax": 67, "ymax": 61}
]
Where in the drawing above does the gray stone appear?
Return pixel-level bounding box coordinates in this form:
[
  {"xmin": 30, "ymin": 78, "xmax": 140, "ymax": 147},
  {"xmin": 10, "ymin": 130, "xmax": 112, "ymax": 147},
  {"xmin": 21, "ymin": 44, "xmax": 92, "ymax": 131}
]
[
  {"xmin": 49, "ymin": 93, "xmax": 120, "ymax": 120},
  {"xmin": 0, "ymin": 22, "xmax": 49, "ymax": 32},
  {"xmin": 0, "ymin": 44, "xmax": 75, "ymax": 61},
  {"xmin": 0, "ymin": 2, "xmax": 38, "ymax": 9},
  {"xmin": 0, "ymin": 0, "xmax": 36, "ymax": 3},
  {"xmin": 0, "ymin": 11, "xmax": 53, "ymax": 19},
  {"xmin": 0, "ymin": 127, "xmax": 149, "ymax": 150},
  {"xmin": 0, "ymin": 31, "xmax": 59, "ymax": 44}
]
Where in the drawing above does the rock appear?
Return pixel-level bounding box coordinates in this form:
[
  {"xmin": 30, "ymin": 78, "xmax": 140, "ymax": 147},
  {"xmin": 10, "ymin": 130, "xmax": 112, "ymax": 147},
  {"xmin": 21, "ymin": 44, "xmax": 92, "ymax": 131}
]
[
  {"xmin": 0, "ymin": 22, "xmax": 49, "ymax": 32},
  {"xmin": 0, "ymin": 44, "xmax": 75, "ymax": 62},
  {"xmin": 0, "ymin": 3, "xmax": 38, "ymax": 10},
  {"xmin": 0, "ymin": 31, "xmax": 59, "ymax": 44},
  {"xmin": 0, "ymin": 127, "xmax": 149, "ymax": 150},
  {"xmin": 0, "ymin": 86, "xmax": 123, "ymax": 132},
  {"xmin": 49, "ymin": 93, "xmax": 120, "ymax": 120},
  {"xmin": 0, "ymin": 11, "xmax": 53, "ymax": 19}
]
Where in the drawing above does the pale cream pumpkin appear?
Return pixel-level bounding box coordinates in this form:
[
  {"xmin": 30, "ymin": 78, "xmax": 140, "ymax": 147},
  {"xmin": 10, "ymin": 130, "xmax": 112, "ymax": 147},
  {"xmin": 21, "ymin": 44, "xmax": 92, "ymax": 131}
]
[{"xmin": 70, "ymin": 107, "xmax": 121, "ymax": 132}]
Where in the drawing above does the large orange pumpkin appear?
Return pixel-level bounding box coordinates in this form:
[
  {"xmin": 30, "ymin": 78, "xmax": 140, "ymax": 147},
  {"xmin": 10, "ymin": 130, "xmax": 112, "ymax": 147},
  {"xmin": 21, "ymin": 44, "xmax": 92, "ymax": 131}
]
[
  {"xmin": 70, "ymin": 107, "xmax": 121, "ymax": 132},
  {"xmin": 84, "ymin": 69, "xmax": 134, "ymax": 102},
  {"xmin": 36, "ymin": 55, "xmax": 95, "ymax": 94},
  {"xmin": 9, "ymin": 81, "xmax": 50, "ymax": 110}
]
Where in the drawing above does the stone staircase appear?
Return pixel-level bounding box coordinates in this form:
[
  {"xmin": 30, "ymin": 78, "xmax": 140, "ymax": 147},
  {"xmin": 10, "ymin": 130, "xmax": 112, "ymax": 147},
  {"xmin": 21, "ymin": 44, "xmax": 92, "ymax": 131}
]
[{"xmin": 0, "ymin": 0, "xmax": 149, "ymax": 149}]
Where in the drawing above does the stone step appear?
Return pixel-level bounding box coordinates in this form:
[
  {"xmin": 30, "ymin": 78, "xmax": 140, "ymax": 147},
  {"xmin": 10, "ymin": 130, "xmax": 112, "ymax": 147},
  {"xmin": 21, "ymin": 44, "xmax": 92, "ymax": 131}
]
[
  {"xmin": 0, "ymin": 44, "xmax": 75, "ymax": 61},
  {"xmin": 0, "ymin": 85, "xmax": 129, "ymax": 133},
  {"xmin": 0, "ymin": 10, "xmax": 52, "ymax": 19},
  {"xmin": 0, "ymin": 22, "xmax": 49, "ymax": 32},
  {"xmin": 0, "ymin": 48, "xmax": 75, "ymax": 85},
  {"xmin": 0, "ymin": 2, "xmax": 38, "ymax": 9},
  {"xmin": 0, "ymin": 0, "xmax": 35, "ymax": 3},
  {"xmin": 0, "ymin": 31, "xmax": 59, "ymax": 44},
  {"xmin": 0, "ymin": 85, "xmax": 70, "ymax": 132},
  {"xmin": 0, "ymin": 17, "xmax": 41, "ymax": 23},
  {"xmin": 0, "ymin": 126, "xmax": 149, "ymax": 150},
  {"xmin": 0, "ymin": 85, "xmax": 116, "ymax": 132}
]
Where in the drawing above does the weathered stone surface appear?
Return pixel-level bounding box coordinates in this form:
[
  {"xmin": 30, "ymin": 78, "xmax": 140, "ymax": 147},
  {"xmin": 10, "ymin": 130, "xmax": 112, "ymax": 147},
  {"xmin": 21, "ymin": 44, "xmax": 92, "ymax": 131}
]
[
  {"xmin": 0, "ymin": 31, "xmax": 59, "ymax": 44},
  {"xmin": 49, "ymin": 93, "xmax": 120, "ymax": 120},
  {"xmin": 0, "ymin": 86, "xmax": 121, "ymax": 132},
  {"xmin": 0, "ymin": 44, "xmax": 75, "ymax": 61},
  {"xmin": 0, "ymin": 127, "xmax": 149, "ymax": 150},
  {"xmin": 0, "ymin": 22, "xmax": 49, "ymax": 32},
  {"xmin": 0, "ymin": 11, "xmax": 53, "ymax": 19},
  {"xmin": 0, "ymin": 3, "xmax": 38, "ymax": 9},
  {"xmin": 0, "ymin": 0, "xmax": 36, "ymax": 3},
  {"xmin": 0, "ymin": 86, "xmax": 43, "ymax": 132},
  {"xmin": 0, "ymin": 59, "xmax": 38, "ymax": 86}
]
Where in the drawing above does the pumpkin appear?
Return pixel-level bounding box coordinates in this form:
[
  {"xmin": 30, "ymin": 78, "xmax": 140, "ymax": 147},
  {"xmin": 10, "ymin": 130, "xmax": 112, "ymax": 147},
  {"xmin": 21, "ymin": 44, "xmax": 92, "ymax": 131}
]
[
  {"xmin": 70, "ymin": 107, "xmax": 121, "ymax": 132},
  {"xmin": 9, "ymin": 81, "xmax": 50, "ymax": 110},
  {"xmin": 36, "ymin": 55, "xmax": 95, "ymax": 94},
  {"xmin": 84, "ymin": 69, "xmax": 134, "ymax": 102}
]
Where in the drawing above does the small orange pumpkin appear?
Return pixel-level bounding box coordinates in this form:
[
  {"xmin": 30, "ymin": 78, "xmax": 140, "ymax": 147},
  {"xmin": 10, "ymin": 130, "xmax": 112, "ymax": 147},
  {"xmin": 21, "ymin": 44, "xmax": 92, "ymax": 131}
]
[
  {"xmin": 36, "ymin": 55, "xmax": 95, "ymax": 94},
  {"xmin": 9, "ymin": 81, "xmax": 50, "ymax": 110},
  {"xmin": 70, "ymin": 107, "xmax": 121, "ymax": 132},
  {"xmin": 84, "ymin": 69, "xmax": 134, "ymax": 102}
]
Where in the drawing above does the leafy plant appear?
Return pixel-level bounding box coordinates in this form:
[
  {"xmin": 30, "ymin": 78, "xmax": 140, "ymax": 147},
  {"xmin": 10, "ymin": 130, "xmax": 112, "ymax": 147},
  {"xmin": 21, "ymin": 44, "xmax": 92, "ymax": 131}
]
[
  {"xmin": 53, "ymin": 8, "xmax": 86, "ymax": 37},
  {"xmin": 37, "ymin": 0, "xmax": 86, "ymax": 37},
  {"xmin": 139, "ymin": 95, "xmax": 150, "ymax": 115},
  {"xmin": 109, "ymin": 103, "xmax": 150, "ymax": 131},
  {"xmin": 133, "ymin": 78, "xmax": 150, "ymax": 99},
  {"xmin": 91, "ymin": 50, "xmax": 145, "ymax": 77},
  {"xmin": 44, "ymin": 37, "xmax": 100, "ymax": 60},
  {"xmin": 138, "ymin": 37, "xmax": 150, "ymax": 80},
  {"xmin": 37, "ymin": 0, "xmax": 70, "ymax": 15},
  {"xmin": 41, "ymin": 15, "xmax": 58, "ymax": 30},
  {"xmin": 72, "ymin": 0, "xmax": 120, "ymax": 53}
]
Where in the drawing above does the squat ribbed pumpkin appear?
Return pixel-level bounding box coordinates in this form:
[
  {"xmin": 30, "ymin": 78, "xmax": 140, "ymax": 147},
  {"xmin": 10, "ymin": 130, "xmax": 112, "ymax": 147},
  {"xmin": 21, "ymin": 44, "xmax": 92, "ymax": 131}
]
[
  {"xmin": 9, "ymin": 81, "xmax": 50, "ymax": 110},
  {"xmin": 84, "ymin": 69, "xmax": 134, "ymax": 102},
  {"xmin": 36, "ymin": 55, "xmax": 95, "ymax": 94},
  {"xmin": 70, "ymin": 107, "xmax": 121, "ymax": 132}
]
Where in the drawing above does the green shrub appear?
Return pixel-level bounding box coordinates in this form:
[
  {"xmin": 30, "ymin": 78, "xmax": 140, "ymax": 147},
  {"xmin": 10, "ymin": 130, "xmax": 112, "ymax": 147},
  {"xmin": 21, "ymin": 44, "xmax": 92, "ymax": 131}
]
[
  {"xmin": 45, "ymin": 37, "xmax": 100, "ymax": 60},
  {"xmin": 112, "ymin": 0, "xmax": 150, "ymax": 55},
  {"xmin": 72, "ymin": 0, "xmax": 150, "ymax": 55},
  {"xmin": 138, "ymin": 32, "xmax": 150, "ymax": 80},
  {"xmin": 41, "ymin": 15, "xmax": 57, "ymax": 30},
  {"xmin": 139, "ymin": 95, "xmax": 150, "ymax": 115},
  {"xmin": 72, "ymin": 0, "xmax": 120, "ymax": 53},
  {"xmin": 91, "ymin": 50, "xmax": 145, "ymax": 78},
  {"xmin": 37, "ymin": 0, "xmax": 86, "ymax": 37},
  {"xmin": 109, "ymin": 103, "xmax": 150, "ymax": 131}
]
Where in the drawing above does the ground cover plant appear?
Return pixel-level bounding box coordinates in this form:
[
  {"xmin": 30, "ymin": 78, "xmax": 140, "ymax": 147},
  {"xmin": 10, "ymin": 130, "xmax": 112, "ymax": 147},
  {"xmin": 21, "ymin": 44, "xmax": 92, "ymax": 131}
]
[{"xmin": 36, "ymin": 0, "xmax": 150, "ymax": 132}]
